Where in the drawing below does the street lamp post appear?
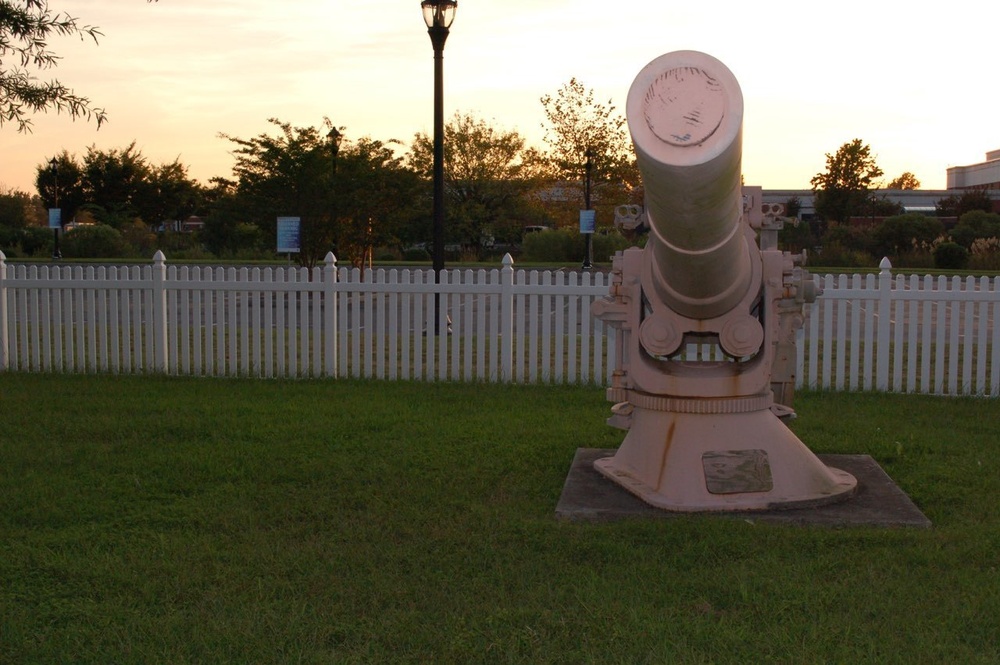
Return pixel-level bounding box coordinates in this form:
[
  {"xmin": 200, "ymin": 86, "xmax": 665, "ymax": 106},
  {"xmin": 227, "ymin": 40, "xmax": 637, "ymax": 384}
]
[
  {"xmin": 421, "ymin": 0, "xmax": 456, "ymax": 334},
  {"xmin": 582, "ymin": 148, "xmax": 594, "ymax": 270},
  {"xmin": 49, "ymin": 157, "xmax": 61, "ymax": 260},
  {"xmin": 328, "ymin": 127, "xmax": 343, "ymax": 168},
  {"xmin": 328, "ymin": 126, "xmax": 343, "ymax": 263}
]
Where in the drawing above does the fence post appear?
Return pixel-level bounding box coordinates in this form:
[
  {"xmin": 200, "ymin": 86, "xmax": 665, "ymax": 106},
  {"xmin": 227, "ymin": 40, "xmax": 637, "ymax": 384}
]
[
  {"xmin": 500, "ymin": 253, "xmax": 514, "ymax": 382},
  {"xmin": 876, "ymin": 256, "xmax": 892, "ymax": 390},
  {"xmin": 0, "ymin": 250, "xmax": 7, "ymax": 371},
  {"xmin": 324, "ymin": 252, "xmax": 337, "ymax": 377},
  {"xmin": 152, "ymin": 251, "xmax": 168, "ymax": 373}
]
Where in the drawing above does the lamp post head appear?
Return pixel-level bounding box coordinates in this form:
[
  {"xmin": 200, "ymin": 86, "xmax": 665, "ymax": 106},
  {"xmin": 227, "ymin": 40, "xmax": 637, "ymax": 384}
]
[
  {"xmin": 327, "ymin": 127, "xmax": 343, "ymax": 158},
  {"xmin": 49, "ymin": 157, "xmax": 58, "ymax": 172},
  {"xmin": 421, "ymin": 0, "xmax": 457, "ymax": 30}
]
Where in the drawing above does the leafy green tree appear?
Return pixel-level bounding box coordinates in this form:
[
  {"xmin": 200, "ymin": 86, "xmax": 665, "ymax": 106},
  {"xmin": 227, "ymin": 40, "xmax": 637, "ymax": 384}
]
[
  {"xmin": 33, "ymin": 151, "xmax": 84, "ymax": 223},
  {"xmin": 220, "ymin": 118, "xmax": 336, "ymax": 267},
  {"xmin": 0, "ymin": 186, "xmax": 35, "ymax": 228},
  {"xmin": 333, "ymin": 136, "xmax": 422, "ymax": 267},
  {"xmin": 220, "ymin": 118, "xmax": 421, "ymax": 268},
  {"xmin": 810, "ymin": 139, "xmax": 884, "ymax": 223},
  {"xmin": 0, "ymin": 0, "xmax": 108, "ymax": 132},
  {"xmin": 201, "ymin": 178, "xmax": 256, "ymax": 257},
  {"xmin": 521, "ymin": 227, "xmax": 631, "ymax": 263},
  {"xmin": 934, "ymin": 241, "xmax": 968, "ymax": 270},
  {"xmin": 79, "ymin": 141, "xmax": 151, "ymax": 226},
  {"xmin": 0, "ymin": 224, "xmax": 49, "ymax": 256},
  {"xmin": 0, "ymin": 185, "xmax": 47, "ymax": 256},
  {"xmin": 872, "ymin": 213, "xmax": 944, "ymax": 258},
  {"xmin": 776, "ymin": 196, "xmax": 817, "ymax": 253},
  {"xmin": 887, "ymin": 172, "xmax": 921, "ymax": 190},
  {"xmin": 936, "ymin": 188, "xmax": 994, "ymax": 219},
  {"xmin": 408, "ymin": 111, "xmax": 549, "ymax": 254},
  {"xmin": 60, "ymin": 223, "xmax": 126, "ymax": 258},
  {"xmin": 823, "ymin": 222, "xmax": 873, "ymax": 255},
  {"xmin": 871, "ymin": 195, "xmax": 904, "ymax": 217},
  {"xmin": 784, "ymin": 196, "xmax": 802, "ymax": 219},
  {"xmin": 950, "ymin": 210, "xmax": 1000, "ymax": 249},
  {"xmin": 35, "ymin": 146, "xmax": 200, "ymax": 235},
  {"xmin": 540, "ymin": 78, "xmax": 638, "ymax": 212},
  {"xmin": 141, "ymin": 160, "xmax": 204, "ymax": 227}
]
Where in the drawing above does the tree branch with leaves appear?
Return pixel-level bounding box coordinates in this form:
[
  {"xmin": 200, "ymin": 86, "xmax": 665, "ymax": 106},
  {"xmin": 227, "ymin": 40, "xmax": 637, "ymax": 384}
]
[
  {"xmin": 408, "ymin": 111, "xmax": 549, "ymax": 253},
  {"xmin": 810, "ymin": 139, "xmax": 884, "ymax": 224},
  {"xmin": 539, "ymin": 78, "xmax": 637, "ymax": 209},
  {"xmin": 0, "ymin": 0, "xmax": 111, "ymax": 132}
]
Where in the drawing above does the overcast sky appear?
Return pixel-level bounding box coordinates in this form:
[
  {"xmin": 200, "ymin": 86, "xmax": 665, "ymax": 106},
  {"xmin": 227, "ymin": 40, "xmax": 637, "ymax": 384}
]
[{"xmin": 3, "ymin": 0, "xmax": 999, "ymax": 194}]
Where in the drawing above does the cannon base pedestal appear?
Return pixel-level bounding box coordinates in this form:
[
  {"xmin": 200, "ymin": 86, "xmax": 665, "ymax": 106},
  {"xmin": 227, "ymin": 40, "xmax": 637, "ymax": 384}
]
[{"xmin": 594, "ymin": 395, "xmax": 857, "ymax": 512}]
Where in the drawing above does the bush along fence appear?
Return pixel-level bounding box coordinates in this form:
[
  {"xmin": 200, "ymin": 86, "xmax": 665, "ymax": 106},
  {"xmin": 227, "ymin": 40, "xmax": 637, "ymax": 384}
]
[
  {"xmin": 2, "ymin": 251, "xmax": 999, "ymax": 396},
  {"xmin": 0, "ymin": 251, "xmax": 615, "ymax": 384}
]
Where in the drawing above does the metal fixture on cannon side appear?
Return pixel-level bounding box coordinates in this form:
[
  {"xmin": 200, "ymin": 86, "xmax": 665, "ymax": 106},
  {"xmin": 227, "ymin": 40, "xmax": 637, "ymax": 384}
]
[{"xmin": 592, "ymin": 50, "xmax": 857, "ymax": 511}]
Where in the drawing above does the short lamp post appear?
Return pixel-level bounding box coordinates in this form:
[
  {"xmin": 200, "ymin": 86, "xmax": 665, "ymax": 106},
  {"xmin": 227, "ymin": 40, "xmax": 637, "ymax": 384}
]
[
  {"xmin": 421, "ymin": 0, "xmax": 457, "ymax": 334},
  {"xmin": 49, "ymin": 157, "xmax": 61, "ymax": 260}
]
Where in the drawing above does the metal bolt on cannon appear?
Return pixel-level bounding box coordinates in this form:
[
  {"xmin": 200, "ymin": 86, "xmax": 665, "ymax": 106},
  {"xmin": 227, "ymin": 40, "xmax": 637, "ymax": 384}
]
[{"xmin": 591, "ymin": 50, "xmax": 856, "ymax": 511}]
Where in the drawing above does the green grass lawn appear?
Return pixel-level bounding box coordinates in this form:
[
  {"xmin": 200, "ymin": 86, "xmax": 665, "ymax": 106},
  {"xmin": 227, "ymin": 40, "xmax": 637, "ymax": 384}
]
[{"xmin": 1, "ymin": 374, "xmax": 998, "ymax": 663}]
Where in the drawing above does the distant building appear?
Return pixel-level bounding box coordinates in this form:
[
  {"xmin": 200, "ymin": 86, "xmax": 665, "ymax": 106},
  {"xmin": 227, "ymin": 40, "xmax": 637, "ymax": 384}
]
[
  {"xmin": 947, "ymin": 150, "xmax": 1000, "ymax": 190},
  {"xmin": 181, "ymin": 216, "xmax": 205, "ymax": 233},
  {"xmin": 157, "ymin": 215, "xmax": 205, "ymax": 233},
  {"xmin": 761, "ymin": 188, "xmax": 1000, "ymax": 221},
  {"xmin": 761, "ymin": 189, "xmax": 959, "ymax": 221}
]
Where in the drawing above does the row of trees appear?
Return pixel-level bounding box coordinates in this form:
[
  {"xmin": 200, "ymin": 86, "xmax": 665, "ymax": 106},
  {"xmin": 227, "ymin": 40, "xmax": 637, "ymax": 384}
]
[
  {"xmin": 4, "ymin": 4, "xmax": 999, "ymax": 269},
  {"xmin": 6, "ymin": 129, "xmax": 999, "ymax": 269},
  {"xmin": 35, "ymin": 143, "xmax": 202, "ymax": 230},
  {"xmin": 2, "ymin": 81, "xmax": 640, "ymax": 265},
  {"xmin": 789, "ymin": 155, "xmax": 1000, "ymax": 269},
  {"xmin": 2, "ymin": 2, "xmax": 638, "ymax": 264},
  {"xmin": 806, "ymin": 207, "xmax": 1000, "ymax": 271}
]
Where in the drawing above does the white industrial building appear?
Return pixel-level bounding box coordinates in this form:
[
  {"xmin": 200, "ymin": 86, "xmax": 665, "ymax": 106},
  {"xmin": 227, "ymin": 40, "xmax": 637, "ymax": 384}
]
[
  {"xmin": 760, "ymin": 189, "xmax": 971, "ymax": 221},
  {"xmin": 947, "ymin": 150, "xmax": 1000, "ymax": 190}
]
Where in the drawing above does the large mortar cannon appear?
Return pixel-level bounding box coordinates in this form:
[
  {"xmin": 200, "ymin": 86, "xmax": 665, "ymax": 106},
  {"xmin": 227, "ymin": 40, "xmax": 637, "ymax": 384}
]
[{"xmin": 592, "ymin": 51, "xmax": 856, "ymax": 511}]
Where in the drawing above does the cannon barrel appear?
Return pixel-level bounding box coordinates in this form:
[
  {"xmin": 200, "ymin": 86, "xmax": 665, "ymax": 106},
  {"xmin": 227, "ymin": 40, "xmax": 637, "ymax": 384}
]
[
  {"xmin": 626, "ymin": 50, "xmax": 752, "ymax": 320},
  {"xmin": 589, "ymin": 51, "xmax": 857, "ymax": 513}
]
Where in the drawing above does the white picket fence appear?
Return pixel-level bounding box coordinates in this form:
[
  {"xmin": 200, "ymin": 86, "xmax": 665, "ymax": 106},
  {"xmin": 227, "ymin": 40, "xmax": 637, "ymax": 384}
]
[
  {"xmin": 0, "ymin": 251, "xmax": 615, "ymax": 384},
  {"xmin": 799, "ymin": 257, "xmax": 1000, "ymax": 396},
  {"xmin": 2, "ymin": 252, "xmax": 999, "ymax": 395}
]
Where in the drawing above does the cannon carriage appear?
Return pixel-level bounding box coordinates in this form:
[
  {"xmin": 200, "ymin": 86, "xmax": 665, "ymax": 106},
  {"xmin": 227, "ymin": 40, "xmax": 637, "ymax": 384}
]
[{"xmin": 592, "ymin": 51, "xmax": 856, "ymax": 511}]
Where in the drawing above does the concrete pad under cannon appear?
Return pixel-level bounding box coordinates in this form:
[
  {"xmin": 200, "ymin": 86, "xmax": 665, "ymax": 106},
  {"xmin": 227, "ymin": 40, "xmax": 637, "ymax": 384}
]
[{"xmin": 556, "ymin": 449, "xmax": 931, "ymax": 528}]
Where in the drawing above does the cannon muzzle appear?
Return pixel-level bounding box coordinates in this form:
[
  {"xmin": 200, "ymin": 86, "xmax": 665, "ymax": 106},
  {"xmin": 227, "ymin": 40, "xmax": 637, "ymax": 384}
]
[{"xmin": 627, "ymin": 50, "xmax": 751, "ymax": 320}]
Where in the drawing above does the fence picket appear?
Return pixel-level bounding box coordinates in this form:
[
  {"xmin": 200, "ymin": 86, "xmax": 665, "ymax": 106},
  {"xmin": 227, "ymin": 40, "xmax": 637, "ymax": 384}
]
[
  {"xmin": 992, "ymin": 277, "xmax": 1000, "ymax": 394},
  {"xmin": 892, "ymin": 274, "xmax": 905, "ymax": 391},
  {"xmin": 905, "ymin": 275, "xmax": 919, "ymax": 393}
]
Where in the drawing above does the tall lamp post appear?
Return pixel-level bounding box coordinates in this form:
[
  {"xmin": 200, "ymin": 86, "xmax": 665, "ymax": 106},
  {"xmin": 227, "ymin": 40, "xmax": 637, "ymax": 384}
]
[
  {"xmin": 328, "ymin": 126, "xmax": 343, "ymax": 263},
  {"xmin": 581, "ymin": 148, "xmax": 594, "ymax": 270},
  {"xmin": 421, "ymin": 0, "xmax": 456, "ymax": 334},
  {"xmin": 49, "ymin": 157, "xmax": 61, "ymax": 260},
  {"xmin": 328, "ymin": 127, "xmax": 343, "ymax": 168}
]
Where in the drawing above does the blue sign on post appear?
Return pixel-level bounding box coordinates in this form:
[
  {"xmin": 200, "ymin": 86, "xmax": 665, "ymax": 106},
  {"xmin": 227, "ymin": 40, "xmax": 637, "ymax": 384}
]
[
  {"xmin": 276, "ymin": 216, "xmax": 301, "ymax": 253},
  {"xmin": 48, "ymin": 208, "xmax": 62, "ymax": 230},
  {"xmin": 579, "ymin": 209, "xmax": 596, "ymax": 234}
]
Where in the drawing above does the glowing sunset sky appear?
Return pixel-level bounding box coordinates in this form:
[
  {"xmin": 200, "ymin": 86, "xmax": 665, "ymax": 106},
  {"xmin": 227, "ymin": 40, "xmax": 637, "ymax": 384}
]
[{"xmin": 2, "ymin": 0, "xmax": 998, "ymax": 194}]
